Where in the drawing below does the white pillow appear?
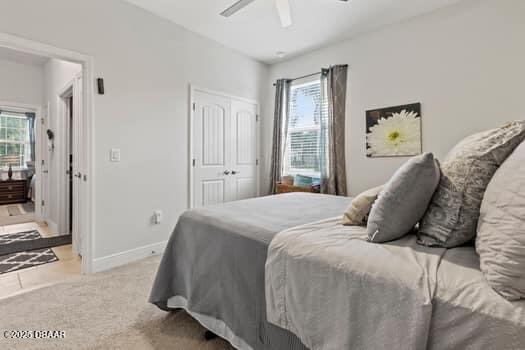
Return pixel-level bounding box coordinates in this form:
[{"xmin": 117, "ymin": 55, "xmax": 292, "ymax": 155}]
[{"xmin": 477, "ymin": 141, "xmax": 525, "ymax": 300}]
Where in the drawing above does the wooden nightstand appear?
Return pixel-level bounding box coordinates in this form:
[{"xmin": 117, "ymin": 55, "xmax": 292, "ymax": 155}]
[{"xmin": 0, "ymin": 179, "xmax": 27, "ymax": 205}]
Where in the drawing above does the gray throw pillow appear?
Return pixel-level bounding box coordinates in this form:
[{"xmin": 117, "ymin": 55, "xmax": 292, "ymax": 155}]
[
  {"xmin": 367, "ymin": 153, "xmax": 440, "ymax": 243},
  {"xmin": 476, "ymin": 141, "xmax": 525, "ymax": 300},
  {"xmin": 418, "ymin": 121, "xmax": 525, "ymax": 248}
]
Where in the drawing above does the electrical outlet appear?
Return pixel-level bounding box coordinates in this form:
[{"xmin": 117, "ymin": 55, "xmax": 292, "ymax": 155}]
[{"xmin": 154, "ymin": 210, "xmax": 162, "ymax": 224}]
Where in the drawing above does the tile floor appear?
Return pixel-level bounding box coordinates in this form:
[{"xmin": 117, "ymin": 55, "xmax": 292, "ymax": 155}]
[
  {"xmin": 0, "ymin": 221, "xmax": 58, "ymax": 237},
  {"xmin": 0, "ymin": 222, "xmax": 81, "ymax": 299},
  {"xmin": 0, "ymin": 202, "xmax": 36, "ymax": 226}
]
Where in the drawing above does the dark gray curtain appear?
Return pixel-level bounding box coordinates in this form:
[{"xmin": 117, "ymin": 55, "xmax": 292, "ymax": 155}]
[
  {"xmin": 320, "ymin": 65, "xmax": 348, "ymax": 196},
  {"xmin": 269, "ymin": 79, "xmax": 291, "ymax": 194},
  {"xmin": 25, "ymin": 112, "xmax": 36, "ymax": 163}
]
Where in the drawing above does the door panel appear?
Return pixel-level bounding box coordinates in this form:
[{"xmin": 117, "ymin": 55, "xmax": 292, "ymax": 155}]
[
  {"xmin": 202, "ymin": 179, "xmax": 225, "ymax": 206},
  {"xmin": 230, "ymin": 99, "xmax": 258, "ymax": 201},
  {"xmin": 193, "ymin": 91, "xmax": 232, "ymax": 207},
  {"xmin": 235, "ymin": 177, "xmax": 256, "ymax": 200},
  {"xmin": 202, "ymin": 106, "xmax": 225, "ymax": 166},
  {"xmin": 236, "ymin": 110, "xmax": 256, "ymax": 165}
]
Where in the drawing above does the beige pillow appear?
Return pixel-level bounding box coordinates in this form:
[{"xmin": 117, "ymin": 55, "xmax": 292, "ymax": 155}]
[
  {"xmin": 342, "ymin": 185, "xmax": 383, "ymax": 226},
  {"xmin": 477, "ymin": 140, "xmax": 525, "ymax": 301}
]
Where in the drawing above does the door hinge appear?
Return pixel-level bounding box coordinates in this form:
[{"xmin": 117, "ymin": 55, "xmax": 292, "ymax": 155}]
[
  {"xmin": 256, "ymin": 114, "xmax": 259, "ymax": 122},
  {"xmin": 192, "ymin": 102, "xmax": 196, "ymax": 111},
  {"xmin": 192, "ymin": 158, "xmax": 196, "ymax": 167},
  {"xmin": 41, "ymin": 200, "xmax": 45, "ymax": 207},
  {"xmin": 256, "ymin": 159, "xmax": 259, "ymax": 166},
  {"xmin": 41, "ymin": 159, "xmax": 45, "ymax": 166},
  {"xmin": 41, "ymin": 118, "xmax": 45, "ymax": 125}
]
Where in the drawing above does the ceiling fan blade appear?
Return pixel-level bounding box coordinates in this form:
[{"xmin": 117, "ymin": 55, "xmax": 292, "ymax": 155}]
[
  {"xmin": 275, "ymin": 0, "xmax": 292, "ymax": 28},
  {"xmin": 220, "ymin": 0, "xmax": 257, "ymax": 17}
]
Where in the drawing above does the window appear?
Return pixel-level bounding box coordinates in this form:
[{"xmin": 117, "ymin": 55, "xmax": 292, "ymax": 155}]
[
  {"xmin": 283, "ymin": 78, "xmax": 324, "ymax": 177},
  {"xmin": 0, "ymin": 112, "xmax": 31, "ymax": 168}
]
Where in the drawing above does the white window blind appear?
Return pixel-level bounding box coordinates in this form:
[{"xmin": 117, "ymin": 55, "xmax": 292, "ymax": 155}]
[
  {"xmin": 0, "ymin": 112, "xmax": 31, "ymax": 168},
  {"xmin": 283, "ymin": 78, "xmax": 323, "ymax": 177}
]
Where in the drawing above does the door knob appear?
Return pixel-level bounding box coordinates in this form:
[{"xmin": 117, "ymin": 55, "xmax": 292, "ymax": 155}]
[
  {"xmin": 74, "ymin": 172, "xmax": 82, "ymax": 178},
  {"xmin": 231, "ymin": 170, "xmax": 238, "ymax": 175},
  {"xmin": 223, "ymin": 170, "xmax": 230, "ymax": 175}
]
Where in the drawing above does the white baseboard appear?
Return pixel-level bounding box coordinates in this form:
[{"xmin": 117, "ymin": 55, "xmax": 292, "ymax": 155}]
[
  {"xmin": 91, "ymin": 241, "xmax": 167, "ymax": 273},
  {"xmin": 45, "ymin": 219, "xmax": 58, "ymax": 234}
]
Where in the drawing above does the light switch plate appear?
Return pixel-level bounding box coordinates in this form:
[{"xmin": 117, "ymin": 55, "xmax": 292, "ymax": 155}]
[{"xmin": 110, "ymin": 148, "xmax": 121, "ymax": 162}]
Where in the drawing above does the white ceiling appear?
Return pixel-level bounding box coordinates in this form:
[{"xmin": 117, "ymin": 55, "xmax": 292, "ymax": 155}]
[
  {"xmin": 124, "ymin": 0, "xmax": 463, "ymax": 64},
  {"xmin": 0, "ymin": 46, "xmax": 48, "ymax": 66}
]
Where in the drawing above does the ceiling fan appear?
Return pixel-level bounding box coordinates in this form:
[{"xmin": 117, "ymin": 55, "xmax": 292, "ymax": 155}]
[{"xmin": 220, "ymin": 0, "xmax": 348, "ymax": 28}]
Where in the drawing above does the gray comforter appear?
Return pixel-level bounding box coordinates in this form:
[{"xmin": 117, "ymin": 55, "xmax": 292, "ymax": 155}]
[
  {"xmin": 429, "ymin": 247, "xmax": 525, "ymax": 350},
  {"xmin": 266, "ymin": 217, "xmax": 446, "ymax": 350},
  {"xmin": 149, "ymin": 193, "xmax": 352, "ymax": 350},
  {"xmin": 150, "ymin": 193, "xmax": 525, "ymax": 350}
]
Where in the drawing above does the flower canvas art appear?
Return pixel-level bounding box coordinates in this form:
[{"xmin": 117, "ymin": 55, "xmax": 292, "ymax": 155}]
[{"xmin": 366, "ymin": 103, "xmax": 422, "ymax": 157}]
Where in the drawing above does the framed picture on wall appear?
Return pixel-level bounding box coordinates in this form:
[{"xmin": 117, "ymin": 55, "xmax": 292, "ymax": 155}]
[{"xmin": 365, "ymin": 103, "xmax": 422, "ymax": 157}]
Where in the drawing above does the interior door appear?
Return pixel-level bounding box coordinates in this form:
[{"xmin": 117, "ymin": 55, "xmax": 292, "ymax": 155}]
[
  {"xmin": 230, "ymin": 99, "xmax": 258, "ymax": 200},
  {"xmin": 72, "ymin": 75, "xmax": 83, "ymax": 255},
  {"xmin": 39, "ymin": 103, "xmax": 50, "ymax": 221},
  {"xmin": 193, "ymin": 91, "xmax": 232, "ymax": 207}
]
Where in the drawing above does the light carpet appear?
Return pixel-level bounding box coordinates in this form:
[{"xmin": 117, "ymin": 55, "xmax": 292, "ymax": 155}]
[{"xmin": 0, "ymin": 255, "xmax": 234, "ymax": 350}]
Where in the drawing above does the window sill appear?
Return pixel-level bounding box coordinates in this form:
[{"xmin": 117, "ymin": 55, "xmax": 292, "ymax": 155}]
[{"xmin": 0, "ymin": 168, "xmax": 29, "ymax": 172}]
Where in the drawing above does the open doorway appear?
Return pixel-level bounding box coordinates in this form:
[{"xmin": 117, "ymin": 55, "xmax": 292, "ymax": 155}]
[{"xmin": 0, "ymin": 38, "xmax": 92, "ymax": 297}]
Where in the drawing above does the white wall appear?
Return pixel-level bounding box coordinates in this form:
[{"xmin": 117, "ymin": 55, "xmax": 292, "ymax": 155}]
[
  {"xmin": 263, "ymin": 0, "xmax": 525, "ymax": 196},
  {"xmin": 0, "ymin": 0, "xmax": 268, "ymax": 266},
  {"xmin": 0, "ymin": 57, "xmax": 44, "ymax": 107},
  {"xmin": 43, "ymin": 59, "xmax": 82, "ymax": 231}
]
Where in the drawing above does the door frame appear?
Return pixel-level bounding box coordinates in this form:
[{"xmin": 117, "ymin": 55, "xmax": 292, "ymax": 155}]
[
  {"xmin": 0, "ymin": 32, "xmax": 95, "ymax": 273},
  {"xmin": 188, "ymin": 85, "xmax": 260, "ymax": 209}
]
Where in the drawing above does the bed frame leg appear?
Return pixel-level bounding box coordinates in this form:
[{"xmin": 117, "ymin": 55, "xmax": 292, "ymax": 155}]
[{"xmin": 204, "ymin": 330, "xmax": 218, "ymax": 341}]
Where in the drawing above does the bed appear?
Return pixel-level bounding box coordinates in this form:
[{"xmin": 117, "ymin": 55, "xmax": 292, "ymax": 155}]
[
  {"xmin": 150, "ymin": 193, "xmax": 350, "ymax": 349},
  {"xmin": 150, "ymin": 193, "xmax": 525, "ymax": 350}
]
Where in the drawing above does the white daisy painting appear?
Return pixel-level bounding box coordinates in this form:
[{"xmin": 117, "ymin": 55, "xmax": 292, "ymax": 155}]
[{"xmin": 366, "ymin": 103, "xmax": 422, "ymax": 157}]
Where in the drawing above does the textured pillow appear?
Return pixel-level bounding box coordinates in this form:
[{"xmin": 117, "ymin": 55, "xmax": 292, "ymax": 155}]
[
  {"xmin": 367, "ymin": 153, "xmax": 440, "ymax": 243},
  {"xmin": 476, "ymin": 141, "xmax": 525, "ymax": 300},
  {"xmin": 342, "ymin": 185, "xmax": 383, "ymax": 226},
  {"xmin": 418, "ymin": 121, "xmax": 525, "ymax": 248}
]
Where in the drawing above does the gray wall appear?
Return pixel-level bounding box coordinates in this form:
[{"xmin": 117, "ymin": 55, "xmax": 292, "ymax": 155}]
[
  {"xmin": 0, "ymin": 57, "xmax": 44, "ymax": 106},
  {"xmin": 0, "ymin": 0, "xmax": 269, "ymax": 264},
  {"xmin": 262, "ymin": 0, "xmax": 525, "ymax": 195}
]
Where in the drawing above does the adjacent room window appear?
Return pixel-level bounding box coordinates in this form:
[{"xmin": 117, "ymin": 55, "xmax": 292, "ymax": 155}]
[
  {"xmin": 0, "ymin": 112, "xmax": 31, "ymax": 168},
  {"xmin": 283, "ymin": 78, "xmax": 324, "ymax": 177}
]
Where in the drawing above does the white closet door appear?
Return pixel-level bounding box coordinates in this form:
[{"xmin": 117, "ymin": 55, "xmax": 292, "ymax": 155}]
[
  {"xmin": 193, "ymin": 91, "xmax": 232, "ymax": 207},
  {"xmin": 192, "ymin": 90, "xmax": 258, "ymax": 208},
  {"xmin": 230, "ymin": 99, "xmax": 258, "ymax": 201}
]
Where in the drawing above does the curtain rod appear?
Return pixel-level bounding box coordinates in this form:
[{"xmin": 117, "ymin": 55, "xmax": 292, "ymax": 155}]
[
  {"xmin": 273, "ymin": 70, "xmax": 324, "ymax": 86},
  {"xmin": 273, "ymin": 64, "xmax": 349, "ymax": 86}
]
